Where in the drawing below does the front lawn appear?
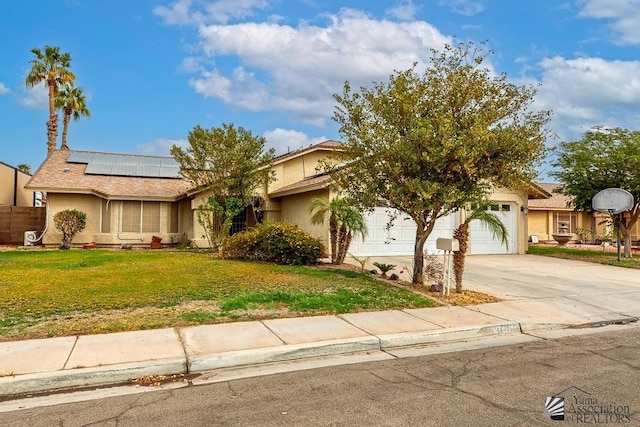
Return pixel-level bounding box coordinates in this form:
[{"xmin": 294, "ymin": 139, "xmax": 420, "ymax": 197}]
[
  {"xmin": 527, "ymin": 244, "xmax": 640, "ymax": 269},
  {"xmin": 0, "ymin": 249, "xmax": 436, "ymax": 341}
]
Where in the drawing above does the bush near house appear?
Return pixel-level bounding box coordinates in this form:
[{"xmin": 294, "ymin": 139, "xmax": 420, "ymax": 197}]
[
  {"xmin": 221, "ymin": 222, "xmax": 323, "ymax": 265},
  {"xmin": 53, "ymin": 209, "xmax": 87, "ymax": 249}
]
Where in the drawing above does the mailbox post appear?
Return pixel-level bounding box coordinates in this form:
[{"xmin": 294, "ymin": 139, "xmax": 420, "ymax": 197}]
[{"xmin": 436, "ymin": 238, "xmax": 459, "ymax": 296}]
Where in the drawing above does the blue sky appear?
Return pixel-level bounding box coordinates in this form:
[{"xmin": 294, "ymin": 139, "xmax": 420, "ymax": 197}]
[{"xmin": 1, "ymin": 0, "xmax": 640, "ymax": 178}]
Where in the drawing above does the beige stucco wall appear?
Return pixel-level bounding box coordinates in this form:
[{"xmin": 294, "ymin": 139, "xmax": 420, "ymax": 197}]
[
  {"xmin": 0, "ymin": 164, "xmax": 36, "ymax": 207},
  {"xmin": 528, "ymin": 209, "xmax": 596, "ymax": 242},
  {"xmin": 43, "ymin": 194, "xmax": 187, "ymax": 247},
  {"xmin": 269, "ymin": 151, "xmax": 334, "ymax": 192},
  {"xmin": 280, "ymin": 189, "xmax": 330, "ymax": 251}
]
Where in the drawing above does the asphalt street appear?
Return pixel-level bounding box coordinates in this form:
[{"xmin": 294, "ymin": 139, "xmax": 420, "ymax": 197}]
[{"xmin": 2, "ymin": 325, "xmax": 638, "ymax": 427}]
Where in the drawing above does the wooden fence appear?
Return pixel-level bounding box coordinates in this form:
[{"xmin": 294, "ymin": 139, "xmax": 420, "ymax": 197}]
[{"xmin": 0, "ymin": 206, "xmax": 46, "ymax": 245}]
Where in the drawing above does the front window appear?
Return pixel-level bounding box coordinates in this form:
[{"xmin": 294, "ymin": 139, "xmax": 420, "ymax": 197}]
[
  {"xmin": 120, "ymin": 201, "xmax": 161, "ymax": 233},
  {"xmin": 553, "ymin": 212, "xmax": 577, "ymax": 234}
]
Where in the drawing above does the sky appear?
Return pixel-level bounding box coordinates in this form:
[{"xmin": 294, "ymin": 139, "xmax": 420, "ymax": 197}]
[{"xmin": 1, "ymin": 0, "xmax": 640, "ymax": 179}]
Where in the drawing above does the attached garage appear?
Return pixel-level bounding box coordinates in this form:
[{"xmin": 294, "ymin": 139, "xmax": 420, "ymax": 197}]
[
  {"xmin": 349, "ymin": 203, "xmax": 517, "ymax": 257},
  {"xmin": 468, "ymin": 203, "xmax": 516, "ymax": 254}
]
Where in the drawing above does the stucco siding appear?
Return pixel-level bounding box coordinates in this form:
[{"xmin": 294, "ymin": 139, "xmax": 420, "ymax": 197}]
[{"xmin": 280, "ymin": 189, "xmax": 330, "ymax": 249}]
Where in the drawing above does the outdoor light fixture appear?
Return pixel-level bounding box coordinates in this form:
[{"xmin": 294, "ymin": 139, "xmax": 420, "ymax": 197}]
[{"xmin": 520, "ymin": 206, "xmax": 529, "ymax": 214}]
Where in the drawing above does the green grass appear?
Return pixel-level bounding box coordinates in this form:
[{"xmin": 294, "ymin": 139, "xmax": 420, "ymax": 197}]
[
  {"xmin": 0, "ymin": 249, "xmax": 435, "ymax": 340},
  {"xmin": 527, "ymin": 244, "xmax": 640, "ymax": 269}
]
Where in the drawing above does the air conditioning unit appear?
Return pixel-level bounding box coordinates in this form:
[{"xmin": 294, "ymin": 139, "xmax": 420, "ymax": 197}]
[{"xmin": 24, "ymin": 231, "xmax": 38, "ymax": 246}]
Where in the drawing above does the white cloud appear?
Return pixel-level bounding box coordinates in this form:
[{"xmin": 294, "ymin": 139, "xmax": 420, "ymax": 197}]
[
  {"xmin": 154, "ymin": 0, "xmax": 194, "ymax": 25},
  {"xmin": 263, "ymin": 128, "xmax": 328, "ymax": 156},
  {"xmin": 438, "ymin": 0, "xmax": 485, "ymax": 16},
  {"xmin": 19, "ymin": 84, "xmax": 48, "ymax": 109},
  {"xmin": 577, "ymin": 0, "xmax": 640, "ymax": 44},
  {"xmin": 204, "ymin": 0, "xmax": 269, "ymax": 24},
  {"xmin": 533, "ymin": 55, "xmax": 640, "ymax": 142},
  {"xmin": 0, "ymin": 83, "xmax": 9, "ymax": 95},
  {"xmin": 186, "ymin": 8, "xmax": 450, "ymax": 126},
  {"xmin": 154, "ymin": 0, "xmax": 269, "ymax": 25},
  {"xmin": 385, "ymin": 0, "xmax": 419, "ymax": 21},
  {"xmin": 137, "ymin": 138, "xmax": 188, "ymax": 156}
]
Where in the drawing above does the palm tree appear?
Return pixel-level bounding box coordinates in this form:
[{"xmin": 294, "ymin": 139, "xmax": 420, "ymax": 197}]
[
  {"xmin": 25, "ymin": 45, "xmax": 75, "ymax": 153},
  {"xmin": 310, "ymin": 197, "xmax": 368, "ymax": 264},
  {"xmin": 453, "ymin": 203, "xmax": 509, "ymax": 293},
  {"xmin": 55, "ymin": 84, "xmax": 90, "ymax": 150}
]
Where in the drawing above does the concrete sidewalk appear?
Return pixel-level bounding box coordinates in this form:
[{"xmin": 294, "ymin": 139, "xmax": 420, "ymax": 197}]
[{"xmin": 1, "ymin": 299, "xmax": 637, "ymax": 399}]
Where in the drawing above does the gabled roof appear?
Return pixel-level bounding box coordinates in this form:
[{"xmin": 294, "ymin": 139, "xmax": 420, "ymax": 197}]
[
  {"xmin": 272, "ymin": 140, "xmax": 342, "ymax": 166},
  {"xmin": 25, "ymin": 150, "xmax": 191, "ymax": 201},
  {"xmin": 268, "ymin": 173, "xmax": 331, "ymax": 198},
  {"xmin": 528, "ymin": 182, "xmax": 573, "ymax": 210}
]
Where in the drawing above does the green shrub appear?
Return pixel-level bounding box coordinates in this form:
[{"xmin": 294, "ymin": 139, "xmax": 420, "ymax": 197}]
[
  {"xmin": 53, "ymin": 209, "xmax": 87, "ymax": 249},
  {"xmin": 221, "ymin": 222, "xmax": 323, "ymax": 265}
]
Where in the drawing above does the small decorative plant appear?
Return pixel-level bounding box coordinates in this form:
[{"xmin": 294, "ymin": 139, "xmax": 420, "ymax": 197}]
[
  {"xmin": 350, "ymin": 254, "xmax": 370, "ymax": 272},
  {"xmin": 373, "ymin": 262, "xmax": 396, "ymax": 278}
]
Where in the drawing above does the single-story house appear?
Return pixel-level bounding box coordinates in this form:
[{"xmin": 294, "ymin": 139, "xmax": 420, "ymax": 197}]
[
  {"xmin": 528, "ymin": 182, "xmax": 639, "ymax": 244},
  {"xmin": 26, "ymin": 141, "xmax": 550, "ymax": 254}
]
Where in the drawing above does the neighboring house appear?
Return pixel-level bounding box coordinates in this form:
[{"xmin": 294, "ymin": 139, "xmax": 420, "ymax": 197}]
[
  {"xmin": 528, "ymin": 182, "xmax": 639, "ymax": 244},
  {"xmin": 0, "ymin": 161, "xmax": 40, "ymax": 207},
  {"xmin": 1, "ymin": 161, "xmax": 47, "ymax": 245},
  {"xmin": 26, "ymin": 142, "xmax": 551, "ymax": 254}
]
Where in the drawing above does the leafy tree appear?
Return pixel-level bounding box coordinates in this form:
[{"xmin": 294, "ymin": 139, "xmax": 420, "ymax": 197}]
[
  {"xmin": 310, "ymin": 197, "xmax": 368, "ymax": 264},
  {"xmin": 329, "ymin": 41, "xmax": 551, "ymax": 284},
  {"xmin": 53, "ymin": 209, "xmax": 87, "ymax": 249},
  {"xmin": 25, "ymin": 45, "xmax": 75, "ymax": 153},
  {"xmin": 552, "ymin": 127, "xmax": 640, "ymax": 257},
  {"xmin": 55, "ymin": 84, "xmax": 90, "ymax": 150},
  {"xmin": 16, "ymin": 164, "xmax": 31, "ymax": 174},
  {"xmin": 171, "ymin": 123, "xmax": 275, "ymax": 250},
  {"xmin": 453, "ymin": 203, "xmax": 508, "ymax": 292}
]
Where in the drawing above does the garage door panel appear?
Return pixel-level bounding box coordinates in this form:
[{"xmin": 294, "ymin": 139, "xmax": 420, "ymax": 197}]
[
  {"xmin": 350, "ymin": 208, "xmax": 457, "ymax": 257},
  {"xmin": 469, "ymin": 204, "xmax": 516, "ymax": 255}
]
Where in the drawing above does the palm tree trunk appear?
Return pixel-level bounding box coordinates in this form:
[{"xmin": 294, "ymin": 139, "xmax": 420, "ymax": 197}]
[
  {"xmin": 329, "ymin": 215, "xmax": 338, "ymax": 263},
  {"xmin": 47, "ymin": 79, "xmax": 58, "ymax": 152},
  {"xmin": 453, "ymin": 222, "xmax": 469, "ymax": 293},
  {"xmin": 336, "ymin": 230, "xmax": 352, "ymax": 264},
  {"xmin": 61, "ymin": 110, "xmax": 71, "ymax": 149}
]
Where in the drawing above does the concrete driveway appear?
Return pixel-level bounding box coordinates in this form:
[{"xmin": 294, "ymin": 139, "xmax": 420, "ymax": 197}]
[{"xmin": 352, "ymin": 254, "xmax": 640, "ymax": 320}]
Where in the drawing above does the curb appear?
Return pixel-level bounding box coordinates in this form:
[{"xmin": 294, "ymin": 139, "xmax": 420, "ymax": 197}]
[
  {"xmin": 189, "ymin": 337, "xmax": 380, "ymax": 373},
  {"xmin": 0, "ymin": 358, "xmax": 186, "ymax": 397},
  {"xmin": 377, "ymin": 322, "xmax": 521, "ymax": 349},
  {"xmin": 0, "ymin": 320, "xmax": 582, "ymax": 399}
]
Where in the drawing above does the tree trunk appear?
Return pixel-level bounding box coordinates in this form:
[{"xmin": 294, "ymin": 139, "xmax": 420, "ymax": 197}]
[
  {"xmin": 60, "ymin": 110, "xmax": 71, "ymax": 149},
  {"xmin": 453, "ymin": 222, "xmax": 469, "ymax": 293},
  {"xmin": 47, "ymin": 79, "xmax": 58, "ymax": 153},
  {"xmin": 336, "ymin": 231, "xmax": 352, "ymax": 264},
  {"xmin": 336, "ymin": 224, "xmax": 348, "ymax": 264},
  {"xmin": 329, "ymin": 215, "xmax": 338, "ymax": 263},
  {"xmin": 412, "ymin": 230, "xmax": 429, "ymax": 284}
]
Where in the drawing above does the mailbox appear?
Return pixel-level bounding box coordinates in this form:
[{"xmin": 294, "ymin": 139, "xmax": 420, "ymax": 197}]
[{"xmin": 436, "ymin": 238, "xmax": 459, "ymax": 252}]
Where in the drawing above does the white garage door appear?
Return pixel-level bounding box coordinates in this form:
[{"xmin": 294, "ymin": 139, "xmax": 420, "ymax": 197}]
[
  {"xmin": 348, "ymin": 207, "xmax": 456, "ymax": 256},
  {"xmin": 468, "ymin": 203, "xmax": 517, "ymax": 254}
]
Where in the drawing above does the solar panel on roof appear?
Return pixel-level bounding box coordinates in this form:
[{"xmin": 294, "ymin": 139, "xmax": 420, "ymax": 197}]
[
  {"xmin": 85, "ymin": 163, "xmax": 114, "ymax": 175},
  {"xmin": 67, "ymin": 151, "xmax": 181, "ymax": 178},
  {"xmin": 67, "ymin": 152, "xmax": 95, "ymax": 163}
]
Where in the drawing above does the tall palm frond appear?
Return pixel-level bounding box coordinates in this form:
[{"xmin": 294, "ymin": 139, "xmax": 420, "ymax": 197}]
[
  {"xmin": 55, "ymin": 84, "xmax": 90, "ymax": 149},
  {"xmin": 453, "ymin": 204, "xmax": 509, "ymax": 292},
  {"xmin": 26, "ymin": 45, "xmax": 75, "ymax": 153},
  {"xmin": 310, "ymin": 197, "xmax": 367, "ymax": 264}
]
